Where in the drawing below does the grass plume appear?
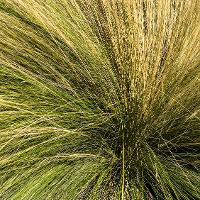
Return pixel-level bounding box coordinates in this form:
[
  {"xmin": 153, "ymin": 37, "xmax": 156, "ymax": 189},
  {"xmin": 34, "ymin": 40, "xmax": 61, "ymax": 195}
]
[{"xmin": 0, "ymin": 0, "xmax": 200, "ymax": 199}]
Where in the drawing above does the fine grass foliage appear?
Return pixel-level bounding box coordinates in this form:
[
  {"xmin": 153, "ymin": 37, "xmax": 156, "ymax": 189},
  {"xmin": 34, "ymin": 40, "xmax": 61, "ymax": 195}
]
[{"xmin": 0, "ymin": 0, "xmax": 200, "ymax": 199}]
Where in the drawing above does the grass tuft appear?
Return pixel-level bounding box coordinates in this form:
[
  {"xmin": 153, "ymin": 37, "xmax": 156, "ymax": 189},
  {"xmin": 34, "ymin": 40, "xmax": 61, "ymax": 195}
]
[{"xmin": 0, "ymin": 0, "xmax": 200, "ymax": 199}]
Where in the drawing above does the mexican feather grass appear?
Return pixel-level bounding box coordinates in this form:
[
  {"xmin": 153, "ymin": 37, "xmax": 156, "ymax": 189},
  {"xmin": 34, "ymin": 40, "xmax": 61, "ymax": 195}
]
[{"xmin": 0, "ymin": 0, "xmax": 200, "ymax": 199}]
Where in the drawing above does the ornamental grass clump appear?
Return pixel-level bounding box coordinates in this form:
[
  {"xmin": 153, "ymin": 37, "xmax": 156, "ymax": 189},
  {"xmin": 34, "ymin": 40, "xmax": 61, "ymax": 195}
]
[{"xmin": 0, "ymin": 0, "xmax": 200, "ymax": 199}]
